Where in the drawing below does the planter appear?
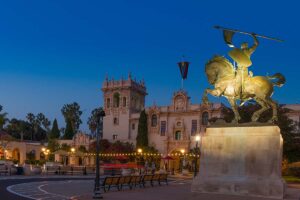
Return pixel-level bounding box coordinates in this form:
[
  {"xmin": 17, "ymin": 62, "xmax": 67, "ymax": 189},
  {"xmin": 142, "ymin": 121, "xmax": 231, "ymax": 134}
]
[
  {"xmin": 23, "ymin": 164, "xmax": 32, "ymax": 175},
  {"xmin": 31, "ymin": 166, "xmax": 42, "ymax": 175},
  {"xmin": 16, "ymin": 166, "xmax": 24, "ymax": 175},
  {"xmin": 10, "ymin": 166, "xmax": 17, "ymax": 175}
]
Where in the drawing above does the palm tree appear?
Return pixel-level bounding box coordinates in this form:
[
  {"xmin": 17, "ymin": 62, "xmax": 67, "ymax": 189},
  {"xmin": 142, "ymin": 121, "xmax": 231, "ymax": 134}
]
[
  {"xmin": 37, "ymin": 113, "xmax": 51, "ymax": 132},
  {"xmin": 26, "ymin": 113, "xmax": 39, "ymax": 141},
  {"xmin": 0, "ymin": 105, "xmax": 9, "ymax": 130},
  {"xmin": 26, "ymin": 113, "xmax": 51, "ymax": 141},
  {"xmin": 87, "ymin": 107, "xmax": 104, "ymax": 137}
]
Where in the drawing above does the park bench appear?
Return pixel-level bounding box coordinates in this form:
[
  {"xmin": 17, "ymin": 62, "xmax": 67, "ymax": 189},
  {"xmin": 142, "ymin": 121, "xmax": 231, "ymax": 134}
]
[
  {"xmin": 130, "ymin": 175, "xmax": 143, "ymax": 188},
  {"xmin": 158, "ymin": 173, "xmax": 168, "ymax": 185},
  {"xmin": 46, "ymin": 166, "xmax": 60, "ymax": 175},
  {"xmin": 142, "ymin": 174, "xmax": 153, "ymax": 187},
  {"xmin": 0, "ymin": 165, "xmax": 9, "ymax": 176},
  {"xmin": 150, "ymin": 173, "xmax": 160, "ymax": 186},
  {"xmin": 117, "ymin": 176, "xmax": 132, "ymax": 190},
  {"xmin": 141, "ymin": 173, "xmax": 168, "ymax": 187},
  {"xmin": 102, "ymin": 176, "xmax": 120, "ymax": 192},
  {"xmin": 101, "ymin": 173, "xmax": 168, "ymax": 192},
  {"xmin": 57, "ymin": 166, "xmax": 83, "ymax": 175},
  {"xmin": 45, "ymin": 166, "xmax": 95, "ymax": 175},
  {"xmin": 71, "ymin": 166, "xmax": 85, "ymax": 175}
]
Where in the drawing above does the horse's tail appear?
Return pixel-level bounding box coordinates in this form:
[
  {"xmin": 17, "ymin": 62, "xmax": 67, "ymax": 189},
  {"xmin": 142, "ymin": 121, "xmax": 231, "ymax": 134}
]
[{"xmin": 267, "ymin": 73, "xmax": 286, "ymax": 87}]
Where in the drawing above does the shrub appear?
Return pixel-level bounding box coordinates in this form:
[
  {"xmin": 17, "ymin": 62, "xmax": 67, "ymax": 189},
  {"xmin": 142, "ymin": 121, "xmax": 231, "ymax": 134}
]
[{"xmin": 288, "ymin": 167, "xmax": 300, "ymax": 178}]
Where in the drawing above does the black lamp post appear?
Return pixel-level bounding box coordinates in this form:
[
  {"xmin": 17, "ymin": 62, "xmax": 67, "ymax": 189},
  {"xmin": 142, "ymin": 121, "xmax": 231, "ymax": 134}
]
[
  {"xmin": 93, "ymin": 109, "xmax": 106, "ymax": 199},
  {"xmin": 194, "ymin": 135, "xmax": 201, "ymax": 177},
  {"xmin": 137, "ymin": 148, "xmax": 143, "ymax": 175}
]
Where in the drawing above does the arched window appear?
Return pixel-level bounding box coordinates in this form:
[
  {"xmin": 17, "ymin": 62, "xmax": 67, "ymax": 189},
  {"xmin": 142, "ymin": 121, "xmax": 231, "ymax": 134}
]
[
  {"xmin": 175, "ymin": 131, "xmax": 181, "ymax": 140},
  {"xmin": 151, "ymin": 114, "xmax": 157, "ymax": 127},
  {"xmin": 202, "ymin": 112, "xmax": 209, "ymax": 125},
  {"xmin": 123, "ymin": 97, "xmax": 127, "ymax": 107},
  {"xmin": 107, "ymin": 98, "xmax": 111, "ymax": 108},
  {"xmin": 113, "ymin": 93, "xmax": 120, "ymax": 107}
]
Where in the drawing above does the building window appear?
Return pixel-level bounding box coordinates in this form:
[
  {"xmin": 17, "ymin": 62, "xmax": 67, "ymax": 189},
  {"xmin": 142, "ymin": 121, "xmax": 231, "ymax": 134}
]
[
  {"xmin": 113, "ymin": 93, "xmax": 120, "ymax": 107},
  {"xmin": 202, "ymin": 112, "xmax": 209, "ymax": 125},
  {"xmin": 160, "ymin": 121, "xmax": 166, "ymax": 136},
  {"xmin": 175, "ymin": 131, "xmax": 181, "ymax": 140},
  {"xmin": 132, "ymin": 123, "xmax": 135, "ymax": 130},
  {"xmin": 151, "ymin": 114, "xmax": 157, "ymax": 127},
  {"xmin": 123, "ymin": 97, "xmax": 127, "ymax": 107},
  {"xmin": 113, "ymin": 117, "xmax": 119, "ymax": 125},
  {"xmin": 191, "ymin": 120, "xmax": 197, "ymax": 136},
  {"xmin": 113, "ymin": 134, "xmax": 118, "ymax": 140},
  {"xmin": 107, "ymin": 98, "xmax": 110, "ymax": 108}
]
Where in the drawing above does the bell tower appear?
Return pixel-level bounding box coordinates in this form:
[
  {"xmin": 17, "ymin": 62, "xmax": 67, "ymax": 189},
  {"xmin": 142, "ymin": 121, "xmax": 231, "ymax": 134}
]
[{"xmin": 102, "ymin": 73, "xmax": 147, "ymax": 142}]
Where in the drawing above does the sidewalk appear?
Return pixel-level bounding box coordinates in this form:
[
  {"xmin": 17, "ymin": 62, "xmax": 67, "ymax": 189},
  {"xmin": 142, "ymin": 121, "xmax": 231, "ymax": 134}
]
[
  {"xmin": 0, "ymin": 174, "xmax": 94, "ymax": 180},
  {"xmin": 74, "ymin": 183, "xmax": 300, "ymax": 200},
  {"xmin": 4, "ymin": 175, "xmax": 300, "ymax": 200}
]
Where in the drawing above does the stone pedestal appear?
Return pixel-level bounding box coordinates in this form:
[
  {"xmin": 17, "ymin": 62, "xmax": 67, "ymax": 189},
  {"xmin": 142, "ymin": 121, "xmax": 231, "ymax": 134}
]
[{"xmin": 191, "ymin": 125, "xmax": 286, "ymax": 199}]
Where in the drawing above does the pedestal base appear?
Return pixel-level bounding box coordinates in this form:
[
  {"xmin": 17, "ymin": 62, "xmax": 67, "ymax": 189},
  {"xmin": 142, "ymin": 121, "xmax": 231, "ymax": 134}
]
[{"xmin": 191, "ymin": 125, "xmax": 286, "ymax": 199}]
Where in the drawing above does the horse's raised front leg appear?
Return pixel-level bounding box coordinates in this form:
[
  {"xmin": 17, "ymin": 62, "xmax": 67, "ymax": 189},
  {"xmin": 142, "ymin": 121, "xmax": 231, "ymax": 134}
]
[
  {"xmin": 202, "ymin": 88, "xmax": 222, "ymax": 105},
  {"xmin": 227, "ymin": 97, "xmax": 241, "ymax": 123}
]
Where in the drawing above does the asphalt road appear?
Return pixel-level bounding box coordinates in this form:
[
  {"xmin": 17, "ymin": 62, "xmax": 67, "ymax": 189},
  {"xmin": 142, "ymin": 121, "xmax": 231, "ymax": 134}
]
[{"xmin": 0, "ymin": 177, "xmax": 94, "ymax": 200}]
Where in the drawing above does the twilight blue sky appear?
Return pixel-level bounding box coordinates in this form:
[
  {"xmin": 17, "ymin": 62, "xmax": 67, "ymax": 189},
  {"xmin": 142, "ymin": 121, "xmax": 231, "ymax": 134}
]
[{"xmin": 0, "ymin": 0, "xmax": 299, "ymax": 132}]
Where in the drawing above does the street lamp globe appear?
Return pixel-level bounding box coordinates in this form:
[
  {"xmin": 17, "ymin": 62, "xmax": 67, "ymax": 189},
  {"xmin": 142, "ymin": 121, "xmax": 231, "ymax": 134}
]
[
  {"xmin": 195, "ymin": 135, "xmax": 201, "ymax": 142},
  {"xmin": 137, "ymin": 148, "xmax": 143, "ymax": 154}
]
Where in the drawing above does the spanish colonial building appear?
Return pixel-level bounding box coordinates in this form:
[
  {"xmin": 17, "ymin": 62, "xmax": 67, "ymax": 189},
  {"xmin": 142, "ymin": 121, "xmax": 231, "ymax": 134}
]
[{"xmin": 102, "ymin": 75, "xmax": 225, "ymax": 154}]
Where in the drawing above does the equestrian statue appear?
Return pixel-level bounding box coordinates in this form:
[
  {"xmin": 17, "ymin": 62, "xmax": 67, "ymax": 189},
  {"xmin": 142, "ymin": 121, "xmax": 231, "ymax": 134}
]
[{"xmin": 202, "ymin": 26, "xmax": 285, "ymax": 123}]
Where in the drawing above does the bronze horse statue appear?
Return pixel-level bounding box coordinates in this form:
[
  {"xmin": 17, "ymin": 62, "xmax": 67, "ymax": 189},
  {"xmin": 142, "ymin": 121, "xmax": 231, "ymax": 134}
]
[{"xmin": 202, "ymin": 55, "xmax": 285, "ymax": 123}]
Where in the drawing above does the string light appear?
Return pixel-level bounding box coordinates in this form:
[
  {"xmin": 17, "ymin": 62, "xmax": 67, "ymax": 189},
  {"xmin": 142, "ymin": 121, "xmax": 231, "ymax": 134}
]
[{"xmin": 79, "ymin": 152, "xmax": 198, "ymax": 158}]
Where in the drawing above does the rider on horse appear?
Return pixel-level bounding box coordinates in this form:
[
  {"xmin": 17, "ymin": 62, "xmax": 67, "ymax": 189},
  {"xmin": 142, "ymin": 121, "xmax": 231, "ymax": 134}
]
[{"xmin": 227, "ymin": 33, "xmax": 259, "ymax": 101}]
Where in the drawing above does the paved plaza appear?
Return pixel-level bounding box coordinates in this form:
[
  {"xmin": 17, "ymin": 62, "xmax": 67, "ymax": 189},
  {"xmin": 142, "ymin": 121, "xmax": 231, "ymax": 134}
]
[{"xmin": 2, "ymin": 176, "xmax": 300, "ymax": 200}]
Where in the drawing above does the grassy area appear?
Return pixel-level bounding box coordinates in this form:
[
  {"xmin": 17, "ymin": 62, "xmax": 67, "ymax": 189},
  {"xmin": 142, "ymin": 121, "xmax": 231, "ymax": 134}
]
[{"xmin": 283, "ymin": 176, "xmax": 300, "ymax": 183}]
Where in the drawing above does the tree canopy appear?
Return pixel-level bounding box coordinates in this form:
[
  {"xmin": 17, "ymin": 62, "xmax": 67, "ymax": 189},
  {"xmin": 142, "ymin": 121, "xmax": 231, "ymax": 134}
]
[
  {"xmin": 87, "ymin": 107, "xmax": 104, "ymax": 136},
  {"xmin": 63, "ymin": 118, "xmax": 75, "ymax": 139},
  {"xmin": 61, "ymin": 102, "xmax": 82, "ymax": 133},
  {"xmin": 26, "ymin": 113, "xmax": 51, "ymax": 141}
]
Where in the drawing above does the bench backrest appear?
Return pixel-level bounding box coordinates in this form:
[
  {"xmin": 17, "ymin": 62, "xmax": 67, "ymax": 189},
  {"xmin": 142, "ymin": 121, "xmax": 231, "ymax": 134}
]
[
  {"xmin": 118, "ymin": 176, "xmax": 132, "ymax": 184},
  {"xmin": 46, "ymin": 166, "xmax": 60, "ymax": 171},
  {"xmin": 104, "ymin": 176, "xmax": 120, "ymax": 185},
  {"xmin": 152, "ymin": 173, "xmax": 160, "ymax": 181},
  {"xmin": 131, "ymin": 175, "xmax": 142, "ymax": 183},
  {"xmin": 0, "ymin": 165, "xmax": 7, "ymax": 171},
  {"xmin": 143, "ymin": 174, "xmax": 153, "ymax": 181},
  {"xmin": 72, "ymin": 166, "xmax": 84, "ymax": 171}
]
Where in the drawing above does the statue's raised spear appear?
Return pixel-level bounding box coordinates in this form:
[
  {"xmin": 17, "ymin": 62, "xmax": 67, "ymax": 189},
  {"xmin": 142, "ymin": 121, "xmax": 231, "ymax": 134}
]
[{"xmin": 214, "ymin": 25, "xmax": 284, "ymax": 47}]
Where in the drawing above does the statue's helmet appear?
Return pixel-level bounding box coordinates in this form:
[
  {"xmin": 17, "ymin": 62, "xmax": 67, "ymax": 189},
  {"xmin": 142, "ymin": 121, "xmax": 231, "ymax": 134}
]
[{"xmin": 241, "ymin": 42, "xmax": 248, "ymax": 49}]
